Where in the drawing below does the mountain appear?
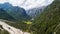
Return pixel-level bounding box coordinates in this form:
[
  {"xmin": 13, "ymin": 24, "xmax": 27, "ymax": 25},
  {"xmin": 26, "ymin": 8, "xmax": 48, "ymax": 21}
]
[
  {"xmin": 30, "ymin": 0, "xmax": 60, "ymax": 34},
  {"xmin": 0, "ymin": 8, "xmax": 15, "ymax": 21},
  {"xmin": 26, "ymin": 6, "xmax": 45, "ymax": 17},
  {"xmin": 0, "ymin": 0, "xmax": 54, "ymax": 10},
  {"xmin": 0, "ymin": 2, "xmax": 31, "ymax": 22}
]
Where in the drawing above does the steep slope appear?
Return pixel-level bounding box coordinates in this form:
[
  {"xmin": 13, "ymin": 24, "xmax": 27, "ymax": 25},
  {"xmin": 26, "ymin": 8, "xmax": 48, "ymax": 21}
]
[
  {"xmin": 0, "ymin": 2, "xmax": 31, "ymax": 22},
  {"xmin": 30, "ymin": 0, "xmax": 60, "ymax": 34},
  {"xmin": 27, "ymin": 6, "xmax": 45, "ymax": 17},
  {"xmin": 8, "ymin": 6, "xmax": 30, "ymax": 21},
  {"xmin": 0, "ymin": 21, "xmax": 30, "ymax": 34},
  {"xmin": 0, "ymin": 3, "xmax": 31, "ymax": 33},
  {"xmin": 0, "ymin": 8, "xmax": 15, "ymax": 21}
]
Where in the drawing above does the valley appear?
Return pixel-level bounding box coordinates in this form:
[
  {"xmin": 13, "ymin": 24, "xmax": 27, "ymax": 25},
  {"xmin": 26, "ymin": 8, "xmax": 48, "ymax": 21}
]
[{"xmin": 0, "ymin": 0, "xmax": 60, "ymax": 34}]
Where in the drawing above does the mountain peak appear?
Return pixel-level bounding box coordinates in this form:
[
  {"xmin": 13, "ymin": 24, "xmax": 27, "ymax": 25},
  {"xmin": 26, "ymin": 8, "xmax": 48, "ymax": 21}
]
[
  {"xmin": 0, "ymin": 3, "xmax": 31, "ymax": 21},
  {"xmin": 0, "ymin": 0, "xmax": 54, "ymax": 10}
]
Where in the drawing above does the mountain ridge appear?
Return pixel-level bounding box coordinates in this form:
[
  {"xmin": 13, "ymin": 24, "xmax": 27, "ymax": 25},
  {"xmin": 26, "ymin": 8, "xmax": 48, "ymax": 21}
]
[
  {"xmin": 30, "ymin": 0, "xmax": 60, "ymax": 34},
  {"xmin": 0, "ymin": 2, "xmax": 31, "ymax": 22}
]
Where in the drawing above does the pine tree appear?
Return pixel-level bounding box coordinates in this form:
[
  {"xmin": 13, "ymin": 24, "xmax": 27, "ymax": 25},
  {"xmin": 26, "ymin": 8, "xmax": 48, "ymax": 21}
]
[{"xmin": 30, "ymin": 0, "xmax": 60, "ymax": 34}]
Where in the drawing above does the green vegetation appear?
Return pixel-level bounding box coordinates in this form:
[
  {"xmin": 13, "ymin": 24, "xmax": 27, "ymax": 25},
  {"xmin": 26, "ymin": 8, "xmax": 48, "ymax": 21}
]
[
  {"xmin": 0, "ymin": 0, "xmax": 60, "ymax": 34},
  {"xmin": 24, "ymin": 21, "xmax": 32, "ymax": 25},
  {"xmin": 0, "ymin": 29, "xmax": 9, "ymax": 34},
  {"xmin": 0, "ymin": 8, "xmax": 16, "ymax": 21},
  {"xmin": 30, "ymin": 0, "xmax": 60, "ymax": 34},
  {"xmin": 3, "ymin": 20, "xmax": 31, "ymax": 32},
  {"xmin": 0, "ymin": 6, "xmax": 31, "ymax": 33}
]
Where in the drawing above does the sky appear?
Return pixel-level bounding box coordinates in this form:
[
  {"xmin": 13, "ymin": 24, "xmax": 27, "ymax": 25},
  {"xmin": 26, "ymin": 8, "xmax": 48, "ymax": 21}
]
[{"xmin": 0, "ymin": 0, "xmax": 54, "ymax": 10}]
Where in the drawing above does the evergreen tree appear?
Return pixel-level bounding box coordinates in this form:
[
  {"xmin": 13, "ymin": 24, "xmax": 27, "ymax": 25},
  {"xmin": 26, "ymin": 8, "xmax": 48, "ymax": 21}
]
[{"xmin": 30, "ymin": 0, "xmax": 60, "ymax": 34}]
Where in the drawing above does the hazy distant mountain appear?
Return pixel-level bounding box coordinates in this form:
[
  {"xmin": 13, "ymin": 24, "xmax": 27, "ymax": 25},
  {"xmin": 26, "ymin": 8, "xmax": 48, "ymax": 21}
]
[
  {"xmin": 0, "ymin": 0, "xmax": 54, "ymax": 10},
  {"xmin": 27, "ymin": 6, "xmax": 46, "ymax": 17},
  {"xmin": 0, "ymin": 2, "xmax": 31, "ymax": 21}
]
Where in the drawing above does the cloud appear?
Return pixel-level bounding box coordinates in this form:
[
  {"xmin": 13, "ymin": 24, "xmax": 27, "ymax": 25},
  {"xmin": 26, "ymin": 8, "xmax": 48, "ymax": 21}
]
[{"xmin": 0, "ymin": 0, "xmax": 54, "ymax": 10}]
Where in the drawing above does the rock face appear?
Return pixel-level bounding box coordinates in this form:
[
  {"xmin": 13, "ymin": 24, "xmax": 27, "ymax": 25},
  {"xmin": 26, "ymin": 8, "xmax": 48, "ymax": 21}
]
[
  {"xmin": 0, "ymin": 21, "xmax": 30, "ymax": 34},
  {"xmin": 30, "ymin": 0, "xmax": 60, "ymax": 34},
  {"xmin": 26, "ymin": 6, "xmax": 45, "ymax": 17}
]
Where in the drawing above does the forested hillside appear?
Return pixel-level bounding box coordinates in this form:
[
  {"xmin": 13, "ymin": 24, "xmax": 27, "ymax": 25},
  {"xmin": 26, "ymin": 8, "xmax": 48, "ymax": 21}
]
[
  {"xmin": 0, "ymin": 8, "xmax": 15, "ymax": 21},
  {"xmin": 0, "ymin": 2, "xmax": 31, "ymax": 22},
  {"xmin": 0, "ymin": 3, "xmax": 31, "ymax": 34},
  {"xmin": 0, "ymin": 0, "xmax": 60, "ymax": 34},
  {"xmin": 30, "ymin": 0, "xmax": 60, "ymax": 34}
]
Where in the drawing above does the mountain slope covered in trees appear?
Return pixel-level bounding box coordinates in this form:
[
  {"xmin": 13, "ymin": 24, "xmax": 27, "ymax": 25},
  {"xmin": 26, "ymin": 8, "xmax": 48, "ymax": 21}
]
[
  {"xmin": 0, "ymin": 3, "xmax": 31, "ymax": 34},
  {"xmin": 30, "ymin": 0, "xmax": 60, "ymax": 34},
  {"xmin": 0, "ymin": 8, "xmax": 15, "ymax": 21},
  {"xmin": 0, "ymin": 2, "xmax": 31, "ymax": 22}
]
